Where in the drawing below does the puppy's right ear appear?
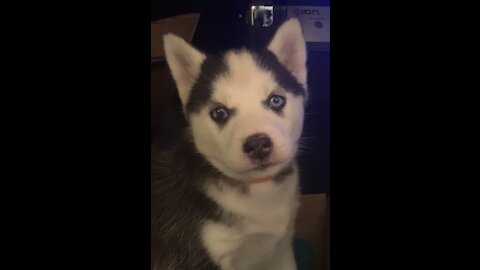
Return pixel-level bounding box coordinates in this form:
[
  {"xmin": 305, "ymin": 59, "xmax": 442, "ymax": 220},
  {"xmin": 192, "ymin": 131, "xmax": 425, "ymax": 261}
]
[{"xmin": 163, "ymin": 34, "xmax": 206, "ymax": 106}]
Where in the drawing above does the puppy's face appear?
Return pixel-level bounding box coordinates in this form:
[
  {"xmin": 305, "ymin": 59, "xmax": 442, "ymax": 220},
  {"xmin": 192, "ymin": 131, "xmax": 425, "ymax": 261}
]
[{"xmin": 164, "ymin": 19, "xmax": 308, "ymax": 181}]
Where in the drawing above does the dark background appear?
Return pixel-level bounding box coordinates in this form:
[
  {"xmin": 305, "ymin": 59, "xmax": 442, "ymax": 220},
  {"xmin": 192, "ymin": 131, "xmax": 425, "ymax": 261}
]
[{"xmin": 151, "ymin": 0, "xmax": 331, "ymax": 194}]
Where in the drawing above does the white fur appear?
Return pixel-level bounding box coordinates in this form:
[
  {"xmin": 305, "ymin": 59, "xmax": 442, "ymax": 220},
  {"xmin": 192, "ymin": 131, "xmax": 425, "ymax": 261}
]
[{"xmin": 202, "ymin": 166, "xmax": 300, "ymax": 270}]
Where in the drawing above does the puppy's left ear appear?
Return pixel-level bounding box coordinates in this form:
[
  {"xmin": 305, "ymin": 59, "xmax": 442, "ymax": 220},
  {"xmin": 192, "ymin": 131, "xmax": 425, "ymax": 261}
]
[{"xmin": 267, "ymin": 18, "xmax": 307, "ymax": 88}]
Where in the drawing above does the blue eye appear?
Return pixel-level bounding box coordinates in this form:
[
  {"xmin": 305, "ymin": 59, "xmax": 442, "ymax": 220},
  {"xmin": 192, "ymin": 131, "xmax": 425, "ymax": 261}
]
[
  {"xmin": 210, "ymin": 107, "xmax": 229, "ymax": 122},
  {"xmin": 268, "ymin": 95, "xmax": 286, "ymax": 110}
]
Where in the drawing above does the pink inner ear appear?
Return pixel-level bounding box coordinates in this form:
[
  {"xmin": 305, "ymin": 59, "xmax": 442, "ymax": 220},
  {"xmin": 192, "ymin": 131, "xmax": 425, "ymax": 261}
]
[
  {"xmin": 177, "ymin": 51, "xmax": 199, "ymax": 77},
  {"xmin": 280, "ymin": 45, "xmax": 303, "ymax": 78},
  {"xmin": 174, "ymin": 52, "xmax": 189, "ymax": 71}
]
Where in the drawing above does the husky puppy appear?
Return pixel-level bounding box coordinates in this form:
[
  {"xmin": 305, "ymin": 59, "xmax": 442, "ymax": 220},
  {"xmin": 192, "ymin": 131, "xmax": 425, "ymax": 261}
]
[{"xmin": 152, "ymin": 18, "xmax": 308, "ymax": 270}]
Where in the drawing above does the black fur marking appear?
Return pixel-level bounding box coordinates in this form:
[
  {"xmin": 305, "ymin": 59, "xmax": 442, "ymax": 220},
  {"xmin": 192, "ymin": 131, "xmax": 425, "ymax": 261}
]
[
  {"xmin": 255, "ymin": 49, "xmax": 306, "ymax": 96},
  {"xmin": 186, "ymin": 49, "xmax": 305, "ymax": 116},
  {"xmin": 186, "ymin": 54, "xmax": 228, "ymax": 115},
  {"xmin": 273, "ymin": 165, "xmax": 294, "ymax": 183},
  {"xmin": 151, "ymin": 131, "xmax": 224, "ymax": 270}
]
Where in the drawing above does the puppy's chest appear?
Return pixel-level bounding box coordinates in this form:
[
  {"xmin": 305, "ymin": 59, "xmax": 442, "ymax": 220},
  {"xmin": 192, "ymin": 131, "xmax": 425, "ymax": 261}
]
[
  {"xmin": 237, "ymin": 188, "xmax": 295, "ymax": 234},
  {"xmin": 210, "ymin": 173, "xmax": 297, "ymax": 231},
  {"xmin": 201, "ymin": 173, "xmax": 299, "ymax": 269}
]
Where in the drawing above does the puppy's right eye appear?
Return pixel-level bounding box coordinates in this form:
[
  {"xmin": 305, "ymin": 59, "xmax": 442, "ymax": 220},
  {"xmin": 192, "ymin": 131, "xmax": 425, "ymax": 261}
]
[{"xmin": 210, "ymin": 107, "xmax": 229, "ymax": 123}]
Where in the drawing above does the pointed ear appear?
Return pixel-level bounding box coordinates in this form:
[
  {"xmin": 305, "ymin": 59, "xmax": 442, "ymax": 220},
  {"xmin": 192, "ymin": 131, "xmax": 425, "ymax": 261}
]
[
  {"xmin": 163, "ymin": 34, "xmax": 206, "ymax": 106},
  {"xmin": 267, "ymin": 18, "xmax": 307, "ymax": 87}
]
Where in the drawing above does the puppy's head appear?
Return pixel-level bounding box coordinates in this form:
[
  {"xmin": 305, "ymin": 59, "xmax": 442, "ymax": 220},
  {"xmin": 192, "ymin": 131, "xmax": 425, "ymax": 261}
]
[{"xmin": 163, "ymin": 18, "xmax": 307, "ymax": 181}]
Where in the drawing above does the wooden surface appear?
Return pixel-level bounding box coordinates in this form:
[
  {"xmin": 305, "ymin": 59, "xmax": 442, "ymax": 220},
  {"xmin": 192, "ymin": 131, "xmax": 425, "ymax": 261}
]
[
  {"xmin": 295, "ymin": 193, "xmax": 330, "ymax": 270},
  {"xmin": 151, "ymin": 13, "xmax": 200, "ymax": 60}
]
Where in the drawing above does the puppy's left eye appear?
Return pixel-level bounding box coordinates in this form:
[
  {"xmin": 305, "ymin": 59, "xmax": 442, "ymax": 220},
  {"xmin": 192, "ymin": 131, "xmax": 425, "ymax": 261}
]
[{"xmin": 267, "ymin": 95, "xmax": 286, "ymax": 111}]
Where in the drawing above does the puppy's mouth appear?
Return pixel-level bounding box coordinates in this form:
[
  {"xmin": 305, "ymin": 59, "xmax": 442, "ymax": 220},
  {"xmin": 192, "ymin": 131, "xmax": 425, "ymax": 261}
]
[
  {"xmin": 253, "ymin": 162, "xmax": 278, "ymax": 171},
  {"xmin": 247, "ymin": 160, "xmax": 285, "ymax": 172}
]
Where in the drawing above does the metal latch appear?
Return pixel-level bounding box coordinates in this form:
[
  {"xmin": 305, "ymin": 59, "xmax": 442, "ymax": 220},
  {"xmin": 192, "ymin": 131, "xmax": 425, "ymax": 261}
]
[{"xmin": 247, "ymin": 5, "xmax": 274, "ymax": 27}]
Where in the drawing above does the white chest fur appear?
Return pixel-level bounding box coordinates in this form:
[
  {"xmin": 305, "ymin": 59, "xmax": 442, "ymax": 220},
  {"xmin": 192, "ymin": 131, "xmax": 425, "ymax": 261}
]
[{"xmin": 201, "ymin": 167, "xmax": 300, "ymax": 270}]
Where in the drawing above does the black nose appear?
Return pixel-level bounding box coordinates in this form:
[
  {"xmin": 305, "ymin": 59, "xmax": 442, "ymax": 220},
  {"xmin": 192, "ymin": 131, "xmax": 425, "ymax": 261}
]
[{"xmin": 243, "ymin": 133, "xmax": 273, "ymax": 160}]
